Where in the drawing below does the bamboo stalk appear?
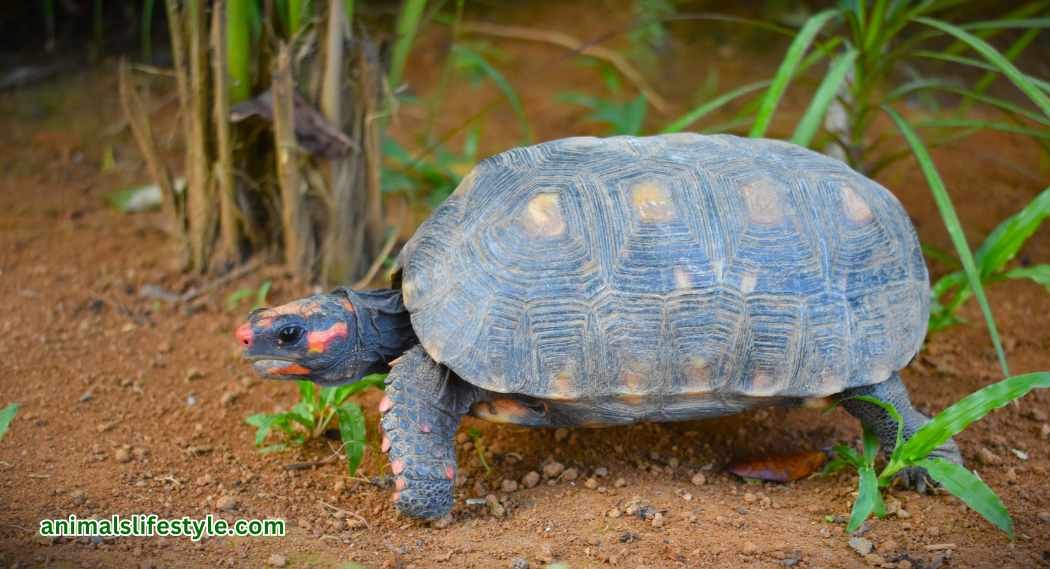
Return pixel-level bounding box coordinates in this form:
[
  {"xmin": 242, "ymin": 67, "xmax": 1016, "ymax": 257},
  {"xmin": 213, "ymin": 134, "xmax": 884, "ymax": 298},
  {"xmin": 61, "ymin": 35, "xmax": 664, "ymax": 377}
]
[
  {"xmin": 117, "ymin": 60, "xmax": 189, "ymax": 268},
  {"xmin": 273, "ymin": 44, "xmax": 313, "ymax": 275},
  {"xmin": 211, "ymin": 0, "xmax": 240, "ymax": 266},
  {"xmin": 185, "ymin": 0, "xmax": 215, "ymax": 272}
]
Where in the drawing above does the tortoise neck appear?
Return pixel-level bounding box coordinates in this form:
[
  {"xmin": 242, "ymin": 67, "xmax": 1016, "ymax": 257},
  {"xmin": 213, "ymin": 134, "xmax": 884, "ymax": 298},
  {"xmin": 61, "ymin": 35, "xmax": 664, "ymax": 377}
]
[{"xmin": 333, "ymin": 287, "xmax": 418, "ymax": 374}]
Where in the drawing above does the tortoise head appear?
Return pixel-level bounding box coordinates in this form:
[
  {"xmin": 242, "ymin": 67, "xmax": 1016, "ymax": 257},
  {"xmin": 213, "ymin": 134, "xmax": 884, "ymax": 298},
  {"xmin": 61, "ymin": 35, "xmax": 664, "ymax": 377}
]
[{"xmin": 236, "ymin": 288, "xmax": 415, "ymax": 386}]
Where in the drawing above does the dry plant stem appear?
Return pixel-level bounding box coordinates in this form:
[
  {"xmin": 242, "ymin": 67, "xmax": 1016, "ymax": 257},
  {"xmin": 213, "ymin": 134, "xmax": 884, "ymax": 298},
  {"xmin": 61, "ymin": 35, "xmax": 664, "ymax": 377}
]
[
  {"xmin": 211, "ymin": 0, "xmax": 241, "ymax": 266},
  {"xmin": 461, "ymin": 21, "xmax": 672, "ymax": 115},
  {"xmin": 273, "ymin": 45, "xmax": 313, "ymax": 275},
  {"xmin": 164, "ymin": 0, "xmax": 191, "ymax": 115},
  {"xmin": 117, "ymin": 60, "xmax": 189, "ymax": 269},
  {"xmin": 185, "ymin": 0, "xmax": 216, "ymax": 272}
]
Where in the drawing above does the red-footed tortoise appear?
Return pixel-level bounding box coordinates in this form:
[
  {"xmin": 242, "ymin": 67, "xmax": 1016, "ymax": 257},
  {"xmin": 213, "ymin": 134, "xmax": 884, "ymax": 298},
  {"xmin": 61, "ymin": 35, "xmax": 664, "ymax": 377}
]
[{"xmin": 236, "ymin": 134, "xmax": 961, "ymax": 519}]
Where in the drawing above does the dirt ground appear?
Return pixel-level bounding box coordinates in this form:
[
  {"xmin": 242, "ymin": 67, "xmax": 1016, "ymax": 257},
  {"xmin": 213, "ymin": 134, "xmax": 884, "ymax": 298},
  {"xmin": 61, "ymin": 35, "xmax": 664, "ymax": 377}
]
[{"xmin": 2, "ymin": 4, "xmax": 1049, "ymax": 568}]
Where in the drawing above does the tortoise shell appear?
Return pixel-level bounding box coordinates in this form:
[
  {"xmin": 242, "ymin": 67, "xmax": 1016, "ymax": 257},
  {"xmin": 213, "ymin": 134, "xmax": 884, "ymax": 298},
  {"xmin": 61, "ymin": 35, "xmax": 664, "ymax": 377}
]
[{"xmin": 396, "ymin": 134, "xmax": 928, "ymax": 407}]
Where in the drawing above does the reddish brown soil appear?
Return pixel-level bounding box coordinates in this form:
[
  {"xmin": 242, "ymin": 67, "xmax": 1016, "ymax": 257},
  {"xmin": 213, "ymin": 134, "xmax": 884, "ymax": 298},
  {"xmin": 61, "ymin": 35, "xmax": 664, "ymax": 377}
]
[{"xmin": 1, "ymin": 4, "xmax": 1049, "ymax": 568}]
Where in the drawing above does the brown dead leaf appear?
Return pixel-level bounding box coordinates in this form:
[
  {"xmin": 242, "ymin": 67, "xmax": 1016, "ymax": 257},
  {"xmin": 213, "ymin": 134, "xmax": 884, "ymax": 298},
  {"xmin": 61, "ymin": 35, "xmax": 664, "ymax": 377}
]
[{"xmin": 727, "ymin": 451, "xmax": 827, "ymax": 482}]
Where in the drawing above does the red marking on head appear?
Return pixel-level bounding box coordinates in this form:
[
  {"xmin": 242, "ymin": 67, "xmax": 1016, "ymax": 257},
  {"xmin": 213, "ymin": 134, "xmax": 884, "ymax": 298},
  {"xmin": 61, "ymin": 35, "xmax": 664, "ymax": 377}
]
[
  {"xmin": 381, "ymin": 436, "xmax": 391, "ymax": 453},
  {"xmin": 395, "ymin": 478, "xmax": 407, "ymax": 491},
  {"xmin": 379, "ymin": 396, "xmax": 393, "ymax": 414},
  {"xmin": 235, "ymin": 323, "xmax": 253, "ymax": 347},
  {"xmin": 445, "ymin": 465, "xmax": 455, "ymax": 481},
  {"xmin": 307, "ymin": 322, "xmax": 348, "ymax": 354},
  {"xmin": 275, "ymin": 363, "xmax": 311, "ymax": 376}
]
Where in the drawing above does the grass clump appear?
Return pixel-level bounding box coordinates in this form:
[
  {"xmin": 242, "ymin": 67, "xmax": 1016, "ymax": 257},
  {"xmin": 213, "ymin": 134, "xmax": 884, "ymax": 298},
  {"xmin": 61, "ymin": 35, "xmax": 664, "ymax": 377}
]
[
  {"xmin": 246, "ymin": 375, "xmax": 386, "ymax": 475},
  {"xmin": 826, "ymin": 372, "xmax": 1050, "ymax": 537},
  {"xmin": 0, "ymin": 403, "xmax": 18, "ymax": 442}
]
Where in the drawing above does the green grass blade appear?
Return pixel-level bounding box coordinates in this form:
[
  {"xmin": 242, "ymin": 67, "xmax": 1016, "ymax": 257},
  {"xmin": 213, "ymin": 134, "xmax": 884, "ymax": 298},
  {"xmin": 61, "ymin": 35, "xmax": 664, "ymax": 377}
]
[
  {"xmin": 297, "ymin": 380, "xmax": 317, "ymax": 407},
  {"xmin": 974, "ymin": 187, "xmax": 1050, "ymax": 276},
  {"xmin": 918, "ymin": 458, "xmax": 1013, "ymax": 537},
  {"xmin": 0, "ymin": 403, "xmax": 18, "ymax": 442},
  {"xmin": 336, "ymin": 403, "xmax": 367, "ymax": 475},
  {"xmin": 915, "ymin": 17, "xmax": 1050, "ymax": 117},
  {"xmin": 899, "ymin": 372, "xmax": 1050, "ymax": 464},
  {"xmin": 847, "ymin": 466, "xmax": 885, "ymax": 532},
  {"xmin": 661, "ymin": 80, "xmax": 771, "ymax": 133},
  {"xmin": 451, "ymin": 44, "xmax": 532, "ymax": 142},
  {"xmin": 141, "ymin": 0, "xmax": 155, "ymax": 62},
  {"xmin": 388, "ymin": 0, "xmax": 427, "ymax": 90},
  {"xmin": 790, "ymin": 49, "xmax": 857, "ymax": 147},
  {"xmin": 961, "ymin": 18, "xmax": 1050, "ymax": 31},
  {"xmin": 889, "ymin": 80, "xmax": 1050, "ymax": 127},
  {"xmin": 832, "ymin": 443, "xmax": 864, "ymax": 467},
  {"xmin": 917, "ymin": 119, "xmax": 1050, "ymax": 140},
  {"xmin": 884, "ymin": 105, "xmax": 1010, "ymax": 377},
  {"xmin": 749, "ymin": 9, "xmax": 839, "ymax": 138},
  {"xmin": 1004, "ymin": 265, "xmax": 1050, "ymax": 290}
]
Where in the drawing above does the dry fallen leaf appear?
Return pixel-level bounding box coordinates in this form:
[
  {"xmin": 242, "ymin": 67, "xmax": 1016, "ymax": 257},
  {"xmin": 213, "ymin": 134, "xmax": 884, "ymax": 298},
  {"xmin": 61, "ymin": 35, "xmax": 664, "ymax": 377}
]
[{"xmin": 727, "ymin": 451, "xmax": 828, "ymax": 482}]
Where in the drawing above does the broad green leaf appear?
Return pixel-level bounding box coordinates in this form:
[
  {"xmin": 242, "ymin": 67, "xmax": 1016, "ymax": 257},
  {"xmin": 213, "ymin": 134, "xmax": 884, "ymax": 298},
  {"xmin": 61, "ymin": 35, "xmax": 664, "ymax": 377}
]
[
  {"xmin": 974, "ymin": 187, "xmax": 1050, "ymax": 277},
  {"xmin": 245, "ymin": 413, "xmax": 279, "ymax": 446},
  {"xmin": 336, "ymin": 403, "xmax": 368, "ymax": 475},
  {"xmin": 918, "ymin": 458, "xmax": 1013, "ymax": 538},
  {"xmin": 750, "ymin": 9, "xmax": 839, "ymax": 138},
  {"xmin": 862, "ymin": 427, "xmax": 880, "ymax": 466},
  {"xmin": 833, "ymin": 443, "xmax": 863, "ymax": 467},
  {"xmin": 791, "ymin": 49, "xmax": 857, "ymax": 147},
  {"xmin": 885, "ymin": 105, "xmax": 1010, "ymax": 377},
  {"xmin": 1004, "ymin": 265, "xmax": 1050, "ymax": 290},
  {"xmin": 898, "ymin": 372, "xmax": 1050, "ymax": 464},
  {"xmin": 287, "ymin": 402, "xmax": 316, "ymax": 431},
  {"xmin": 661, "ymin": 80, "xmax": 771, "ymax": 133},
  {"xmin": 297, "ymin": 381, "xmax": 317, "ymax": 408},
  {"xmin": 0, "ymin": 403, "xmax": 18, "ymax": 442},
  {"xmin": 915, "ymin": 17, "xmax": 1050, "ymax": 117},
  {"xmin": 451, "ymin": 44, "xmax": 532, "ymax": 142},
  {"xmin": 847, "ymin": 466, "xmax": 885, "ymax": 532}
]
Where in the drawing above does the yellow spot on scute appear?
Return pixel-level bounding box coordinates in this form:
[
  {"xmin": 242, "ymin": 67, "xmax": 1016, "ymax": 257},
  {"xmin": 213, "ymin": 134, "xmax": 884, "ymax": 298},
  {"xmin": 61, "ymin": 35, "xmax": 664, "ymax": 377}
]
[
  {"xmin": 840, "ymin": 185, "xmax": 873, "ymax": 223},
  {"xmin": 740, "ymin": 272, "xmax": 758, "ymax": 294},
  {"xmin": 631, "ymin": 182, "xmax": 676, "ymax": 222},
  {"xmin": 742, "ymin": 179, "xmax": 783, "ymax": 225},
  {"xmin": 522, "ymin": 193, "xmax": 566, "ymax": 237}
]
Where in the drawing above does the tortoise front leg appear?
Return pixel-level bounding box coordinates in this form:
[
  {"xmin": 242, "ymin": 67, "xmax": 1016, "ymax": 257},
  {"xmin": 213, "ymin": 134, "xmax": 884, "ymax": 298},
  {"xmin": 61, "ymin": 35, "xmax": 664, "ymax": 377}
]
[{"xmin": 379, "ymin": 346, "xmax": 477, "ymax": 519}]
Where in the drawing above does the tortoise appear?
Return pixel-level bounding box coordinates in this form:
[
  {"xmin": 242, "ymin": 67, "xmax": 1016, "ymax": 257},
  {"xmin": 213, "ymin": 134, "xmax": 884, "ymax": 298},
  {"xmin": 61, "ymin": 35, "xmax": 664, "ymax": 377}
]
[{"xmin": 236, "ymin": 133, "xmax": 962, "ymax": 520}]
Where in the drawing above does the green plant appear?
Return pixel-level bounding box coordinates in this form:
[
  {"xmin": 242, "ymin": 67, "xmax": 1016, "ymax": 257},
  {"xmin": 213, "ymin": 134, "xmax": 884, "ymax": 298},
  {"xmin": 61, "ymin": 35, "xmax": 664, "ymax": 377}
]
[
  {"xmin": 825, "ymin": 372, "xmax": 1050, "ymax": 537},
  {"xmin": 559, "ymin": 66, "xmax": 649, "ymax": 136},
  {"xmin": 466, "ymin": 426, "xmax": 492, "ymax": 474},
  {"xmin": 671, "ymin": 3, "xmax": 1049, "ymax": 377},
  {"xmin": 0, "ymin": 403, "xmax": 18, "ymax": 442},
  {"xmin": 224, "ymin": 279, "xmax": 272, "ymax": 311},
  {"xmin": 245, "ymin": 375, "xmax": 386, "ymax": 474},
  {"xmin": 451, "ymin": 42, "xmax": 533, "ymax": 143},
  {"xmin": 930, "ymin": 187, "xmax": 1050, "ymax": 331},
  {"xmin": 382, "ymin": 127, "xmax": 480, "ymax": 207},
  {"xmin": 388, "ymin": 0, "xmax": 427, "ymax": 91}
]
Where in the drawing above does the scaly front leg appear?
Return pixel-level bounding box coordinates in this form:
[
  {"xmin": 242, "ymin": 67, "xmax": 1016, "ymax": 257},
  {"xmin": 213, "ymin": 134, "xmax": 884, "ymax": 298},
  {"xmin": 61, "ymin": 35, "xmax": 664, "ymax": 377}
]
[{"xmin": 379, "ymin": 346, "xmax": 477, "ymax": 519}]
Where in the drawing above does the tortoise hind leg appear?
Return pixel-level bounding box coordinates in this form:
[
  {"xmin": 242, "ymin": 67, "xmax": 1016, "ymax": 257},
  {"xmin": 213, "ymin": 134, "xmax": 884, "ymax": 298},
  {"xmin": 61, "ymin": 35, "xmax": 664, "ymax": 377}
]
[
  {"xmin": 380, "ymin": 346, "xmax": 478, "ymax": 519},
  {"xmin": 837, "ymin": 371, "xmax": 963, "ymax": 493}
]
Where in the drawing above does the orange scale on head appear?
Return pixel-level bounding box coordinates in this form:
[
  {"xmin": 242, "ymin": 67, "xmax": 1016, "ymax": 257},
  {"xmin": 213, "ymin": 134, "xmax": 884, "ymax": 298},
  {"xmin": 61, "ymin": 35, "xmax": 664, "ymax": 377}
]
[{"xmin": 307, "ymin": 322, "xmax": 348, "ymax": 353}]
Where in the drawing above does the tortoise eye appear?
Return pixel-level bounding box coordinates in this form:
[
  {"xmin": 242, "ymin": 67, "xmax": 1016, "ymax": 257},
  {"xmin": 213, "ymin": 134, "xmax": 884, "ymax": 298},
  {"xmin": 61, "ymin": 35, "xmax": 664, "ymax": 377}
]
[{"xmin": 277, "ymin": 326, "xmax": 304, "ymax": 345}]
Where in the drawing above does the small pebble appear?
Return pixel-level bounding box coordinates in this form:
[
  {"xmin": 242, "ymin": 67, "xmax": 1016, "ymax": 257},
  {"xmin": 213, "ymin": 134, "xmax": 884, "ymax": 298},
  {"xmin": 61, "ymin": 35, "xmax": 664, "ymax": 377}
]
[
  {"xmin": 554, "ymin": 428, "xmax": 569, "ymax": 442},
  {"xmin": 216, "ymin": 495, "xmax": 238, "ymax": 512},
  {"xmin": 267, "ymin": 554, "xmax": 287, "ymax": 567},
  {"xmin": 501, "ymin": 479, "xmax": 519, "ymax": 493},
  {"xmin": 651, "ymin": 512, "xmax": 665, "ymax": 528},
  {"xmin": 431, "ymin": 515, "xmax": 452, "ymax": 529},
  {"xmin": 114, "ymin": 448, "xmax": 132, "ymax": 464},
  {"xmin": 614, "ymin": 477, "xmax": 627, "ymax": 488},
  {"xmin": 742, "ymin": 541, "xmax": 758, "ymax": 554},
  {"xmin": 543, "ymin": 462, "xmax": 565, "ymax": 479},
  {"xmin": 898, "ymin": 560, "xmax": 913, "ymax": 569},
  {"xmin": 561, "ymin": 468, "xmax": 578, "ymax": 482},
  {"xmin": 743, "ymin": 492, "xmax": 756, "ymax": 504},
  {"xmin": 185, "ymin": 369, "xmax": 205, "ymax": 382},
  {"xmin": 848, "ymin": 537, "xmax": 873, "ymax": 556},
  {"xmin": 1037, "ymin": 511, "xmax": 1050, "ymax": 523},
  {"xmin": 594, "ymin": 467, "xmax": 609, "ymax": 478},
  {"xmin": 510, "ymin": 558, "xmax": 529, "ymax": 569},
  {"xmin": 606, "ymin": 508, "xmax": 622, "ymax": 518},
  {"xmin": 691, "ymin": 472, "xmax": 706, "ymax": 486},
  {"xmin": 1040, "ymin": 423, "xmax": 1050, "ymax": 438},
  {"xmin": 584, "ymin": 477, "xmax": 599, "ymax": 490},
  {"xmin": 521, "ymin": 471, "xmax": 540, "ymax": 489},
  {"xmin": 1005, "ymin": 467, "xmax": 1019, "ymax": 484},
  {"xmin": 1023, "ymin": 407, "xmax": 1048, "ymax": 422},
  {"xmin": 976, "ymin": 446, "xmax": 1002, "ymax": 466}
]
